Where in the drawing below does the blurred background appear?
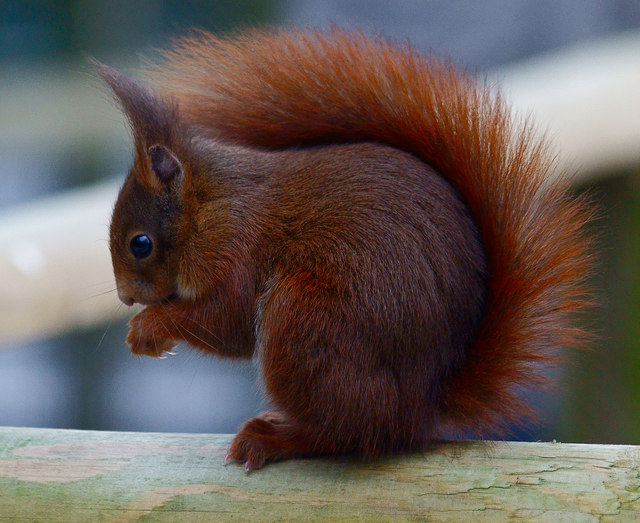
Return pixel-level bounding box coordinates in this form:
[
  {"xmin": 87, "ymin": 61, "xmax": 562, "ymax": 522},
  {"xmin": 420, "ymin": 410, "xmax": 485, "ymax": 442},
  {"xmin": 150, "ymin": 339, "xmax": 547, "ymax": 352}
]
[{"xmin": 1, "ymin": 0, "xmax": 639, "ymax": 444}]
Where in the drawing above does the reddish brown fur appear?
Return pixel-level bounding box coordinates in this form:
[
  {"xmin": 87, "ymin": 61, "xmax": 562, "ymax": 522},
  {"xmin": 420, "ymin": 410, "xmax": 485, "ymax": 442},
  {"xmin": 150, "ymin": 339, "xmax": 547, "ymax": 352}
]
[{"xmin": 100, "ymin": 28, "xmax": 593, "ymax": 470}]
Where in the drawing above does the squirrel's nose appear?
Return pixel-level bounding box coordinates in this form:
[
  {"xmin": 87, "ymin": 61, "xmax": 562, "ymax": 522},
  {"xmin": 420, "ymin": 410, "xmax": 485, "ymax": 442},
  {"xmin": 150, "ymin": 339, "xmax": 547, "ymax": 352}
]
[{"xmin": 117, "ymin": 287, "xmax": 135, "ymax": 306}]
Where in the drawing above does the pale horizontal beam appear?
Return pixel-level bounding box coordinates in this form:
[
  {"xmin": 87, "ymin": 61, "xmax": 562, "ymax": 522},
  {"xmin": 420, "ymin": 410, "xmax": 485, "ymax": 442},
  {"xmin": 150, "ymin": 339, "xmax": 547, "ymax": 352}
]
[
  {"xmin": 0, "ymin": 179, "xmax": 136, "ymax": 345},
  {"xmin": 498, "ymin": 29, "xmax": 640, "ymax": 179},
  {"xmin": 1, "ymin": 427, "xmax": 638, "ymax": 520}
]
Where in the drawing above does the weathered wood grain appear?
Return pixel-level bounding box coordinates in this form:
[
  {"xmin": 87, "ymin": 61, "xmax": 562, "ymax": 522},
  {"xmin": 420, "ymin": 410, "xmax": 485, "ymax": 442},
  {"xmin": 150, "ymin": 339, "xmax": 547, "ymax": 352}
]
[{"xmin": 1, "ymin": 427, "xmax": 639, "ymax": 521}]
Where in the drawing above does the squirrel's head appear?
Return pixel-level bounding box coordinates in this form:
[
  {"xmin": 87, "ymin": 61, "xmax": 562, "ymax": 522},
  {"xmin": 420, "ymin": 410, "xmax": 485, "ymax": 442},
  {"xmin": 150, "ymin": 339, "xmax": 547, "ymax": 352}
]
[{"xmin": 96, "ymin": 62, "xmax": 192, "ymax": 306}]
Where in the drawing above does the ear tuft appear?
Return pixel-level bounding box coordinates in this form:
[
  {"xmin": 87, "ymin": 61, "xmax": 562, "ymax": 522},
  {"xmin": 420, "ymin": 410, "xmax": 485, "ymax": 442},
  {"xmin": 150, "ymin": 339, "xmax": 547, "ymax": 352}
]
[
  {"xmin": 148, "ymin": 144, "xmax": 183, "ymax": 184},
  {"xmin": 92, "ymin": 59, "xmax": 180, "ymax": 149}
]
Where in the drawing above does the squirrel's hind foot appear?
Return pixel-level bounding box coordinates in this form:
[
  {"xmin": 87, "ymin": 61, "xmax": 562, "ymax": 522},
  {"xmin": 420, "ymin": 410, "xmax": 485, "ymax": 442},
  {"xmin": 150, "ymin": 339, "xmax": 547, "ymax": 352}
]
[{"xmin": 227, "ymin": 411, "xmax": 310, "ymax": 471}]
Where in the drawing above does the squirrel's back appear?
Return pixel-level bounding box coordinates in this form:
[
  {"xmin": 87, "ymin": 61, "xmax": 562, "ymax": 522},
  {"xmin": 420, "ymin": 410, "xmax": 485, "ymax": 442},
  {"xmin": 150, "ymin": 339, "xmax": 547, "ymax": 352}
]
[
  {"xmin": 264, "ymin": 140, "xmax": 486, "ymax": 382},
  {"xmin": 143, "ymin": 28, "xmax": 593, "ymax": 440}
]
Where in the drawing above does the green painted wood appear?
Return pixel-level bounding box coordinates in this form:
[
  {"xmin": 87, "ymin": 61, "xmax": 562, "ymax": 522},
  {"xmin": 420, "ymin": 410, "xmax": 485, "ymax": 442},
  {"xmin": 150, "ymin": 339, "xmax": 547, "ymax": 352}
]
[{"xmin": 0, "ymin": 427, "xmax": 639, "ymax": 521}]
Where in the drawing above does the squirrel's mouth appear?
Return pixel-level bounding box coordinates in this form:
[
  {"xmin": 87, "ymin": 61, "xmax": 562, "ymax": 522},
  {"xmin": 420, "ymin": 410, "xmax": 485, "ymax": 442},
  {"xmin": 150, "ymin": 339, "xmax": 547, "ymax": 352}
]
[
  {"xmin": 163, "ymin": 292, "xmax": 179, "ymax": 302},
  {"xmin": 124, "ymin": 291, "xmax": 179, "ymax": 306},
  {"xmin": 147, "ymin": 291, "xmax": 179, "ymax": 305}
]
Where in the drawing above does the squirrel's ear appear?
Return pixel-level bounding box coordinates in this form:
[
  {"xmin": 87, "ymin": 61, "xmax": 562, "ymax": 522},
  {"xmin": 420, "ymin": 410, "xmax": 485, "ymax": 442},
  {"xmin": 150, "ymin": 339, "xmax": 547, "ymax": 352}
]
[
  {"xmin": 92, "ymin": 59, "xmax": 180, "ymax": 151},
  {"xmin": 148, "ymin": 144, "xmax": 183, "ymax": 185}
]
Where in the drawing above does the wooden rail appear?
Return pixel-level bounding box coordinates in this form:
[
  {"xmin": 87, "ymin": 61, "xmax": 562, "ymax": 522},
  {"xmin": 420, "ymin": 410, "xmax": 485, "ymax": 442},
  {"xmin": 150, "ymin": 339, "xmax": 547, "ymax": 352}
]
[{"xmin": 1, "ymin": 427, "xmax": 639, "ymax": 520}]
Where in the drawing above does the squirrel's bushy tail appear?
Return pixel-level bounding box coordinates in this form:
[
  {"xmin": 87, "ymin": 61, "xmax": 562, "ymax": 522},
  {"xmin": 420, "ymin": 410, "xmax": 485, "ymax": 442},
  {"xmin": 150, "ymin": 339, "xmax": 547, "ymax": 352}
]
[{"xmin": 149, "ymin": 28, "xmax": 593, "ymax": 438}]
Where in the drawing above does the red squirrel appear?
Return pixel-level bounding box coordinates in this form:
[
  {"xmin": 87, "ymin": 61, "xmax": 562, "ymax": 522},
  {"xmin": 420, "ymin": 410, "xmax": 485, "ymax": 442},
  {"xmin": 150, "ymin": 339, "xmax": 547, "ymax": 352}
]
[{"xmin": 97, "ymin": 28, "xmax": 593, "ymax": 470}]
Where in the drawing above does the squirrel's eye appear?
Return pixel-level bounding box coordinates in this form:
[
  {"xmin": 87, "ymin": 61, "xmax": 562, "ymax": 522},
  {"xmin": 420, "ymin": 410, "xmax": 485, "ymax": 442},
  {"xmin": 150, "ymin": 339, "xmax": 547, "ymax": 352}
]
[{"xmin": 130, "ymin": 234, "xmax": 153, "ymax": 259}]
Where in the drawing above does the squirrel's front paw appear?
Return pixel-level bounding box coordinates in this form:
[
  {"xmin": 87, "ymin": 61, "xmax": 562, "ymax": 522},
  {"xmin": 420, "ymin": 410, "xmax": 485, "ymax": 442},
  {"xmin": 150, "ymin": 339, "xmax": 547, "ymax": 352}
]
[{"xmin": 126, "ymin": 309, "xmax": 177, "ymax": 358}]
